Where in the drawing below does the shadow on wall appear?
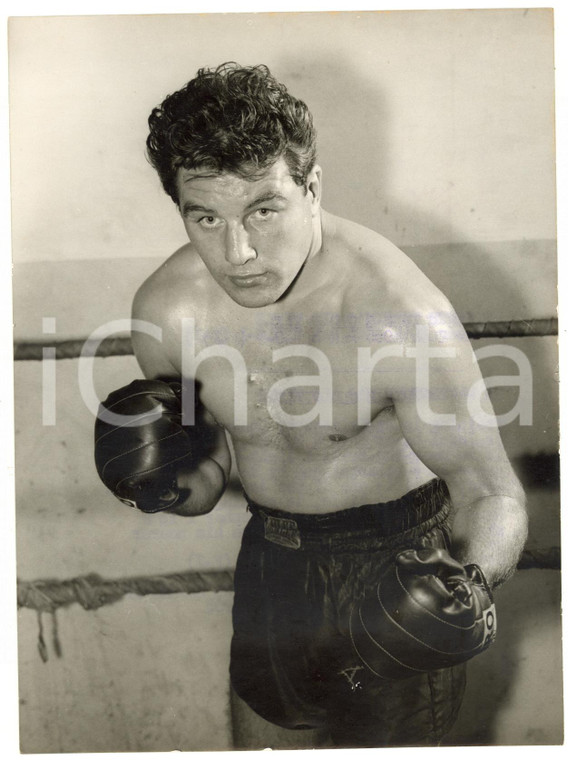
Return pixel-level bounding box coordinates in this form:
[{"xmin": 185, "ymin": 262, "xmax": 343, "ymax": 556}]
[
  {"xmin": 275, "ymin": 53, "xmax": 394, "ymax": 240},
  {"xmin": 274, "ymin": 52, "xmax": 554, "ymax": 323}
]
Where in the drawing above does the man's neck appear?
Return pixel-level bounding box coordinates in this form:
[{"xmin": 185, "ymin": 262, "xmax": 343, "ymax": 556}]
[
  {"xmin": 306, "ymin": 208, "xmax": 324, "ymax": 264},
  {"xmin": 277, "ymin": 210, "xmax": 329, "ymax": 305}
]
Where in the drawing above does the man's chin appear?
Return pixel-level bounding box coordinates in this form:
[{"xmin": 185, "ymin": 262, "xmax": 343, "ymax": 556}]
[
  {"xmin": 223, "ymin": 279, "xmax": 285, "ymax": 308},
  {"xmin": 227, "ymin": 288, "xmax": 281, "ymax": 308}
]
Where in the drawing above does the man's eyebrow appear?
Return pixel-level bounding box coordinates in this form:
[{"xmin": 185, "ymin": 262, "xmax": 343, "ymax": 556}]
[
  {"xmin": 182, "ymin": 172, "xmax": 219, "ymax": 183},
  {"xmin": 181, "ymin": 202, "xmax": 216, "ymax": 217},
  {"xmin": 181, "ymin": 192, "xmax": 287, "ymax": 217},
  {"xmin": 244, "ymin": 192, "xmax": 287, "ymax": 211}
]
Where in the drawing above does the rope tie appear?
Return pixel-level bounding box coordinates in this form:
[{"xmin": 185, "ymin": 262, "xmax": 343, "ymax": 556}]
[{"xmin": 35, "ymin": 610, "xmax": 62, "ymax": 663}]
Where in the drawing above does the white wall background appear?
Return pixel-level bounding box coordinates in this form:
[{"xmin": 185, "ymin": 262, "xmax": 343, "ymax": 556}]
[
  {"xmin": 9, "ymin": 9, "xmax": 561, "ymax": 752},
  {"xmin": 9, "ymin": 9, "xmax": 555, "ymax": 265}
]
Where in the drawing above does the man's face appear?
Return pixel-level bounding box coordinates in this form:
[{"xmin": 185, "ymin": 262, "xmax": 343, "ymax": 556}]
[{"xmin": 176, "ymin": 157, "xmax": 321, "ymax": 308}]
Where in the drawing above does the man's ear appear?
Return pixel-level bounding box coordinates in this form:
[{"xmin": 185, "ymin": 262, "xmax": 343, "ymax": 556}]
[{"xmin": 306, "ymin": 164, "xmax": 322, "ymax": 213}]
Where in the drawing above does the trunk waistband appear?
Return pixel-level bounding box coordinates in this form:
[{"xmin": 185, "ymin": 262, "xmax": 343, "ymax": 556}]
[{"xmin": 244, "ymin": 478, "xmax": 451, "ymax": 549}]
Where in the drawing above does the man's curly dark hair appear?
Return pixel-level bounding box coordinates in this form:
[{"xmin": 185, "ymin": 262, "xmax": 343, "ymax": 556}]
[{"xmin": 146, "ymin": 63, "xmax": 317, "ymax": 205}]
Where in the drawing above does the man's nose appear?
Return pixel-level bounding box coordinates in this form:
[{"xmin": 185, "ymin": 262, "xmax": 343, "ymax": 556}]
[{"xmin": 225, "ymin": 223, "xmax": 257, "ymax": 266}]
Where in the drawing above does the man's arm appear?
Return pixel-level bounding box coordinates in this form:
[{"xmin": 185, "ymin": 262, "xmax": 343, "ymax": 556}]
[
  {"xmin": 129, "ymin": 282, "xmax": 231, "ymax": 516},
  {"xmin": 386, "ymin": 308, "xmax": 528, "ymax": 588}
]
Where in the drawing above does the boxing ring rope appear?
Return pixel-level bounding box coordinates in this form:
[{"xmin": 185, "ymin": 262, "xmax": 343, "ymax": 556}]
[
  {"xmin": 12, "ymin": 317, "xmax": 559, "ymax": 361},
  {"xmin": 14, "ymin": 316, "xmax": 560, "ymax": 660},
  {"xmin": 16, "ymin": 544, "xmax": 561, "ymax": 662},
  {"xmin": 17, "ymin": 542, "xmax": 560, "ymax": 617},
  {"xmin": 18, "ymin": 570, "xmax": 236, "ymax": 615}
]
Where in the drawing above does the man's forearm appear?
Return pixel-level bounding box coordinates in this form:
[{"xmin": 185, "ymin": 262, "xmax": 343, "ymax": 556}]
[{"xmin": 450, "ymin": 492, "xmax": 528, "ymax": 588}]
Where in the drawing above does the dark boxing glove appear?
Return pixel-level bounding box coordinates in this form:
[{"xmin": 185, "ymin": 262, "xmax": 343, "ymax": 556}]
[
  {"xmin": 349, "ymin": 547, "xmax": 496, "ymax": 679},
  {"xmin": 94, "ymin": 379, "xmax": 199, "ymax": 513}
]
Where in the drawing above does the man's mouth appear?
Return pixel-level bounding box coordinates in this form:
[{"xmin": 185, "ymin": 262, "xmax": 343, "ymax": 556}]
[{"xmin": 228, "ymin": 273, "xmax": 269, "ymax": 288}]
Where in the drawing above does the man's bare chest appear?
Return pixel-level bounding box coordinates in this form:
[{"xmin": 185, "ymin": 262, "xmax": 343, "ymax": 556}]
[{"xmin": 184, "ymin": 312, "xmax": 397, "ymax": 449}]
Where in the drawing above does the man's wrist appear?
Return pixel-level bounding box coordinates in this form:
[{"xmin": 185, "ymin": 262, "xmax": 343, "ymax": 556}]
[{"xmin": 170, "ymin": 456, "xmax": 227, "ymax": 516}]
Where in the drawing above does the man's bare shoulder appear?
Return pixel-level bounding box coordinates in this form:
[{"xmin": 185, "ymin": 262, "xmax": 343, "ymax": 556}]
[
  {"xmin": 327, "ymin": 213, "xmax": 460, "ymax": 339},
  {"xmin": 132, "ymin": 243, "xmax": 210, "ymax": 324}
]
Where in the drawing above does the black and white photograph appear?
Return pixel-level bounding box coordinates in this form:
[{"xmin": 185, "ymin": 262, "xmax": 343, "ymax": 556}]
[{"xmin": 7, "ymin": 5, "xmax": 563, "ymax": 753}]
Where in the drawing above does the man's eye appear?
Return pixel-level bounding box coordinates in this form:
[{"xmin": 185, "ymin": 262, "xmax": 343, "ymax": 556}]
[
  {"xmin": 198, "ymin": 216, "xmax": 220, "ymax": 228},
  {"xmin": 255, "ymin": 208, "xmax": 273, "ymax": 219}
]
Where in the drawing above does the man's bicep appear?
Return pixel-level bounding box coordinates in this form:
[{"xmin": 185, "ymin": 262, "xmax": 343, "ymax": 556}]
[
  {"xmin": 391, "ymin": 342, "xmax": 520, "ymax": 507},
  {"xmin": 131, "ymin": 284, "xmax": 179, "ymax": 380},
  {"xmin": 131, "ymin": 325, "xmax": 178, "ymax": 380}
]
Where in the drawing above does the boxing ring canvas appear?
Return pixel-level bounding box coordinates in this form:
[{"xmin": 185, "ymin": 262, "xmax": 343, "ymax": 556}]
[{"xmin": 8, "ymin": 8, "xmax": 562, "ymax": 751}]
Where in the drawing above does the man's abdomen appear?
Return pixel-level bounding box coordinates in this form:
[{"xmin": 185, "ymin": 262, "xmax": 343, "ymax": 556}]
[{"xmin": 233, "ymin": 425, "xmax": 435, "ymax": 513}]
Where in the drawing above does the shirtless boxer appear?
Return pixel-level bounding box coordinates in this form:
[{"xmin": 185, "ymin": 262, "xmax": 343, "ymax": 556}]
[{"xmin": 94, "ymin": 64, "xmax": 527, "ymax": 748}]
